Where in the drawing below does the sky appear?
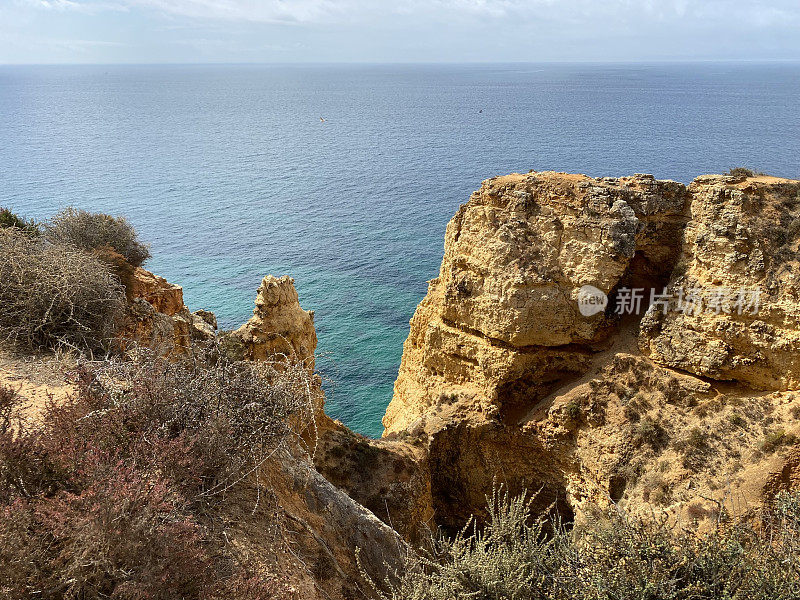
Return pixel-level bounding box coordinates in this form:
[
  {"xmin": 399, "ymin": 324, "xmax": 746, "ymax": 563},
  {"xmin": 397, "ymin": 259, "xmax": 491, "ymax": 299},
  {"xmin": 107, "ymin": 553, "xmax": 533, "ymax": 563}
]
[{"xmin": 1, "ymin": 0, "xmax": 799, "ymax": 64}]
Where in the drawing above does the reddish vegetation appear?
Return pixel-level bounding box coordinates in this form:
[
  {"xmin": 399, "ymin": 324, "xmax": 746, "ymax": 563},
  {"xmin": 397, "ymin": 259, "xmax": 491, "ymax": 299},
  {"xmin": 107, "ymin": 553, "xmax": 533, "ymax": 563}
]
[{"xmin": 0, "ymin": 355, "xmax": 303, "ymax": 600}]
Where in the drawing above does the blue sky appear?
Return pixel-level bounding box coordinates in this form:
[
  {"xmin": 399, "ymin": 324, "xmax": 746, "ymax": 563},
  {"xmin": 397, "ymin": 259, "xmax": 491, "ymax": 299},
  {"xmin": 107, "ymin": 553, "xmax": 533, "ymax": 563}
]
[{"xmin": 1, "ymin": 0, "xmax": 799, "ymax": 64}]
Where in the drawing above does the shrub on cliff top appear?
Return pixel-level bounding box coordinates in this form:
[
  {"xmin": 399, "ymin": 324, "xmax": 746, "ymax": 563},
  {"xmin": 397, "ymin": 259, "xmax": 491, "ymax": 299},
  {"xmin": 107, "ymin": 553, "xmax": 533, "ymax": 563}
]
[
  {"xmin": 0, "ymin": 228, "xmax": 126, "ymax": 353},
  {"xmin": 45, "ymin": 207, "xmax": 151, "ymax": 268},
  {"xmin": 727, "ymin": 167, "xmax": 765, "ymax": 178},
  {"xmin": 373, "ymin": 488, "xmax": 800, "ymax": 600},
  {"xmin": 0, "ymin": 208, "xmax": 38, "ymax": 236},
  {"xmin": 0, "ymin": 349, "xmax": 313, "ymax": 599}
]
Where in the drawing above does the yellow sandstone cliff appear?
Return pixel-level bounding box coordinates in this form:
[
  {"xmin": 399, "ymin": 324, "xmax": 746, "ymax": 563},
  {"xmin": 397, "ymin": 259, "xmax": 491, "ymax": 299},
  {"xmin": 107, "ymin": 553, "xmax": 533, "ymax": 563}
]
[
  {"xmin": 5, "ymin": 170, "xmax": 800, "ymax": 598},
  {"xmin": 231, "ymin": 273, "xmax": 434, "ymax": 542},
  {"xmin": 120, "ymin": 266, "xmax": 218, "ymax": 355},
  {"xmin": 382, "ymin": 171, "xmax": 800, "ymax": 529},
  {"xmin": 639, "ymin": 174, "xmax": 800, "ymax": 389},
  {"xmin": 233, "ymin": 275, "xmax": 318, "ymax": 368}
]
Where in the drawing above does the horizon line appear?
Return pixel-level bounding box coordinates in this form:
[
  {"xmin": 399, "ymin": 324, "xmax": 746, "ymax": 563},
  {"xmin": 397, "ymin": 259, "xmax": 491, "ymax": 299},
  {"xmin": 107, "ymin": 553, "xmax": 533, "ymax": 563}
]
[{"xmin": 2, "ymin": 58, "xmax": 800, "ymax": 67}]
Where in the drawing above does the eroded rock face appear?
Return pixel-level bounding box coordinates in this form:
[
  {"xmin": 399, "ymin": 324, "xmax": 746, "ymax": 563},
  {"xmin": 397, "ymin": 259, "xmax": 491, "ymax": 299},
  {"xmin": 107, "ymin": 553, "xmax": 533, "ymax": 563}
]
[
  {"xmin": 250, "ymin": 449, "xmax": 407, "ymax": 600},
  {"xmin": 119, "ymin": 268, "xmax": 218, "ymax": 356},
  {"xmin": 639, "ymin": 175, "xmax": 800, "ymax": 390},
  {"xmin": 120, "ymin": 268, "xmax": 191, "ymax": 355},
  {"xmin": 129, "ymin": 267, "xmax": 186, "ymax": 316},
  {"xmin": 232, "ymin": 275, "xmax": 434, "ymax": 542},
  {"xmin": 190, "ymin": 310, "xmax": 217, "ymax": 340},
  {"xmin": 313, "ymin": 427, "xmax": 434, "ymax": 543},
  {"xmin": 383, "ymin": 170, "xmax": 800, "ymax": 532},
  {"xmin": 233, "ymin": 275, "xmax": 317, "ymax": 369},
  {"xmin": 384, "ymin": 172, "xmax": 688, "ymax": 435}
]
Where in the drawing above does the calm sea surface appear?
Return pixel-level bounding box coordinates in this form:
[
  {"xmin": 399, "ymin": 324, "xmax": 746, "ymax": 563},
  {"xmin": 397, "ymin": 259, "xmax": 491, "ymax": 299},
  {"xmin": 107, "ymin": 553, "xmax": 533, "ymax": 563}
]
[{"xmin": 2, "ymin": 63, "xmax": 799, "ymax": 436}]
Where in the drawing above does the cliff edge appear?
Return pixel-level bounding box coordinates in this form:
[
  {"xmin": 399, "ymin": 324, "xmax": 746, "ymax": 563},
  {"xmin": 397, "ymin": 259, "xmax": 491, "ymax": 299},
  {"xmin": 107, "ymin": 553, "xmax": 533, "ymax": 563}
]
[{"xmin": 383, "ymin": 171, "xmax": 800, "ymax": 529}]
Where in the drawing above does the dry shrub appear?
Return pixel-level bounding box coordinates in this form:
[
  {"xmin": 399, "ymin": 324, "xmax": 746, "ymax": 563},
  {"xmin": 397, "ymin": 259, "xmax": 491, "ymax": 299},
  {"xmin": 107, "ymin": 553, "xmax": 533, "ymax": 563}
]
[
  {"xmin": 0, "ymin": 384, "xmax": 20, "ymax": 435},
  {"xmin": 37, "ymin": 465, "xmax": 213, "ymax": 600},
  {"xmin": 70, "ymin": 347, "xmax": 317, "ymax": 497},
  {"xmin": 0, "ymin": 349, "xmax": 313, "ymax": 599},
  {"xmin": 727, "ymin": 167, "xmax": 756, "ymax": 178},
  {"xmin": 374, "ymin": 488, "xmax": 800, "ymax": 600},
  {"xmin": 45, "ymin": 207, "xmax": 151, "ymax": 268},
  {"xmin": 0, "ymin": 228, "xmax": 126, "ymax": 353}
]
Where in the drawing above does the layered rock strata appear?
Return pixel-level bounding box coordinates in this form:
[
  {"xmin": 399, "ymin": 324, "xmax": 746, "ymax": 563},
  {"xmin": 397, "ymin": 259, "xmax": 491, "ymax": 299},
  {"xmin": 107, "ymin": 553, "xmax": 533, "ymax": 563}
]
[
  {"xmin": 120, "ymin": 267, "xmax": 216, "ymax": 356},
  {"xmin": 383, "ymin": 171, "xmax": 800, "ymax": 529},
  {"xmin": 384, "ymin": 172, "xmax": 689, "ymax": 435},
  {"xmin": 639, "ymin": 175, "xmax": 800, "ymax": 389}
]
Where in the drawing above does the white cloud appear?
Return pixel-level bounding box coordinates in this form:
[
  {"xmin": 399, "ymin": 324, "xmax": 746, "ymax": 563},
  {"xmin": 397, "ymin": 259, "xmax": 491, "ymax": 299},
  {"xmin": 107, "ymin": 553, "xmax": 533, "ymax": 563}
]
[
  {"xmin": 37, "ymin": 0, "xmax": 81, "ymax": 9},
  {"xmin": 5, "ymin": 0, "xmax": 799, "ymax": 64},
  {"xmin": 13, "ymin": 0, "xmax": 800, "ymax": 27}
]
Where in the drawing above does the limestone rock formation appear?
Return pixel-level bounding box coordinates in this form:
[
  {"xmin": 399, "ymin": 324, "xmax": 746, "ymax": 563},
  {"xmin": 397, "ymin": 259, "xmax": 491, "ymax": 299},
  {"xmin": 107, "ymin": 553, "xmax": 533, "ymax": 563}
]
[
  {"xmin": 120, "ymin": 267, "xmax": 217, "ymax": 356},
  {"xmin": 383, "ymin": 170, "xmax": 800, "ymax": 531},
  {"xmin": 231, "ymin": 274, "xmax": 434, "ymax": 541},
  {"xmin": 191, "ymin": 309, "xmax": 217, "ymax": 340},
  {"xmin": 639, "ymin": 174, "xmax": 800, "ymax": 390},
  {"xmin": 128, "ymin": 267, "xmax": 186, "ymax": 316},
  {"xmin": 233, "ymin": 275, "xmax": 317, "ymax": 369},
  {"xmin": 313, "ymin": 426, "xmax": 434, "ymax": 542},
  {"xmin": 222, "ymin": 448, "xmax": 408, "ymax": 600},
  {"xmin": 384, "ymin": 172, "xmax": 688, "ymax": 435}
]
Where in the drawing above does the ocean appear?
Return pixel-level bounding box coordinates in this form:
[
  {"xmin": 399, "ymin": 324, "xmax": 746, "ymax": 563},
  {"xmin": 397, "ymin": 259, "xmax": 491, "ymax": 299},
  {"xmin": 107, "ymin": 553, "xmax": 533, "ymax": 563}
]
[{"xmin": 1, "ymin": 62, "xmax": 798, "ymax": 437}]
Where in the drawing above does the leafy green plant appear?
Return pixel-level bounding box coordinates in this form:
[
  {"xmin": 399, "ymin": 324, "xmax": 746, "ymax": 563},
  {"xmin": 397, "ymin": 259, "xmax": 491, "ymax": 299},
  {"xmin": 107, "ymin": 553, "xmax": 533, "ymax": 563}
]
[
  {"xmin": 563, "ymin": 400, "xmax": 582, "ymax": 422},
  {"xmin": 0, "ymin": 208, "xmax": 38, "ymax": 236}
]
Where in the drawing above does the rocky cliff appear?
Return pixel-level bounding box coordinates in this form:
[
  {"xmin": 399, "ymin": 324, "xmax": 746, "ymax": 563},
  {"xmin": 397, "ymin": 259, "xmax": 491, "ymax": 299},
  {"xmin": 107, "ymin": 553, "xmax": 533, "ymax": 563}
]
[
  {"xmin": 120, "ymin": 267, "xmax": 217, "ymax": 355},
  {"xmin": 227, "ymin": 172, "xmax": 800, "ymax": 538},
  {"xmin": 230, "ymin": 274, "xmax": 434, "ymax": 542},
  {"xmin": 383, "ymin": 171, "xmax": 800, "ymax": 529},
  {"xmin": 233, "ymin": 275, "xmax": 318, "ymax": 368},
  {"xmin": 384, "ymin": 172, "xmax": 689, "ymax": 435},
  {"xmin": 640, "ymin": 175, "xmax": 800, "ymax": 389},
  {"xmin": 5, "ymin": 170, "xmax": 799, "ymax": 598},
  {"xmin": 99, "ymin": 170, "xmax": 800, "ymax": 544}
]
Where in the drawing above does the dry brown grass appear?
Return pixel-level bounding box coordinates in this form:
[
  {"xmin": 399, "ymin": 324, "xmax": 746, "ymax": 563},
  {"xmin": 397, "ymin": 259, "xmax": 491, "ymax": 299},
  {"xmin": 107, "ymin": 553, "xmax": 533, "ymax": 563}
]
[{"xmin": 0, "ymin": 347, "xmax": 317, "ymax": 599}]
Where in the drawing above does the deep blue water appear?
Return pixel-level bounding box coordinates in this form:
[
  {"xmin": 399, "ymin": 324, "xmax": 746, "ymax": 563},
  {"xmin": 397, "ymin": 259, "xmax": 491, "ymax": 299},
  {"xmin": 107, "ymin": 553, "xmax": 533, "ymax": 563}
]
[{"xmin": 1, "ymin": 63, "xmax": 799, "ymax": 437}]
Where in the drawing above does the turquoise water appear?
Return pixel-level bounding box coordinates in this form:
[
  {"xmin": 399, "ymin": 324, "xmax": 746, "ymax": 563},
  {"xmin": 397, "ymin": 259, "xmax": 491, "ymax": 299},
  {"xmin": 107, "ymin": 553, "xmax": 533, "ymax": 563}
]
[{"xmin": 2, "ymin": 63, "xmax": 799, "ymax": 437}]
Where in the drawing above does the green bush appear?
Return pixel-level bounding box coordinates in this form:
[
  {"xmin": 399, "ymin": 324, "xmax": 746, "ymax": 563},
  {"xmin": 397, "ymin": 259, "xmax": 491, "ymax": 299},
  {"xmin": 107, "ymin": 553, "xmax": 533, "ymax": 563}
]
[
  {"xmin": 761, "ymin": 429, "xmax": 799, "ymax": 453},
  {"xmin": 0, "ymin": 208, "xmax": 38, "ymax": 236},
  {"xmin": 631, "ymin": 415, "xmax": 669, "ymax": 450},
  {"xmin": 563, "ymin": 400, "xmax": 582, "ymax": 422},
  {"xmin": 0, "ymin": 228, "xmax": 126, "ymax": 353},
  {"xmin": 45, "ymin": 207, "xmax": 151, "ymax": 268},
  {"xmin": 728, "ymin": 412, "xmax": 747, "ymax": 428},
  {"xmin": 373, "ymin": 488, "xmax": 800, "ymax": 600}
]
